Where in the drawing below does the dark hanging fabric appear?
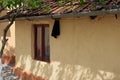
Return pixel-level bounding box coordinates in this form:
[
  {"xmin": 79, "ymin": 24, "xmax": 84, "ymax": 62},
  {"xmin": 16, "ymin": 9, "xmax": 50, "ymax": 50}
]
[
  {"xmin": 115, "ymin": 14, "xmax": 118, "ymax": 19},
  {"xmin": 51, "ymin": 19, "xmax": 60, "ymax": 38},
  {"xmin": 89, "ymin": 16, "xmax": 97, "ymax": 20}
]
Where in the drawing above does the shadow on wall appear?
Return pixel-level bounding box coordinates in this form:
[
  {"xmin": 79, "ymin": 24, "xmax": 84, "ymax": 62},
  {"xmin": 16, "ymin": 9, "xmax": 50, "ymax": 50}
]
[
  {"xmin": 1, "ymin": 44, "xmax": 15, "ymax": 64},
  {"xmin": 4, "ymin": 43, "xmax": 15, "ymax": 55},
  {"xmin": 49, "ymin": 62, "xmax": 120, "ymax": 80},
  {"xmin": 17, "ymin": 54, "xmax": 120, "ymax": 80},
  {"xmin": 0, "ymin": 22, "xmax": 14, "ymax": 55},
  {"xmin": 0, "ymin": 22, "xmax": 11, "ymax": 37},
  {"xmin": 0, "ymin": 41, "xmax": 15, "ymax": 64},
  {"xmin": 0, "ymin": 22, "xmax": 15, "ymax": 64}
]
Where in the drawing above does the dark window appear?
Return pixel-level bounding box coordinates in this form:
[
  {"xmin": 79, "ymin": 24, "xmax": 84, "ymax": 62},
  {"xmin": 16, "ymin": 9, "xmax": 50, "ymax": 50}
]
[{"xmin": 34, "ymin": 24, "xmax": 50, "ymax": 62}]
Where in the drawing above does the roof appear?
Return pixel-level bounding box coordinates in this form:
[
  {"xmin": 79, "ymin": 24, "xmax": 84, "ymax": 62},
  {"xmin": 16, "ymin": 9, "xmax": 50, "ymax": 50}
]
[{"xmin": 0, "ymin": 0, "xmax": 120, "ymax": 20}]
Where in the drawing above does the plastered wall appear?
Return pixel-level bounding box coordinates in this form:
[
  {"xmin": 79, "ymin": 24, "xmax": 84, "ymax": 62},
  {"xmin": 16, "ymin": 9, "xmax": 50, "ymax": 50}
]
[
  {"xmin": 0, "ymin": 21, "xmax": 15, "ymax": 56},
  {"xmin": 15, "ymin": 15, "xmax": 120, "ymax": 80}
]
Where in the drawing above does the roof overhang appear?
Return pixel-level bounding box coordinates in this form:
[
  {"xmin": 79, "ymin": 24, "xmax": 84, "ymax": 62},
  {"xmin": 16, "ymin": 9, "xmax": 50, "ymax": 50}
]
[{"xmin": 1, "ymin": 9, "xmax": 120, "ymax": 22}]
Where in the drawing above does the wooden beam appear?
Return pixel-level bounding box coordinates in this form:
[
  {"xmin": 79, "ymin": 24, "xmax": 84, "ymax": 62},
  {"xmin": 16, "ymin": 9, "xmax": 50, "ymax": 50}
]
[{"xmin": 1, "ymin": 9, "xmax": 120, "ymax": 21}]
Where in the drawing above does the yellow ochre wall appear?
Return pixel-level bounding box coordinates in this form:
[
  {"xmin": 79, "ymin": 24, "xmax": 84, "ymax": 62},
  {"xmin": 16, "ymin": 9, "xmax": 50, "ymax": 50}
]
[
  {"xmin": 0, "ymin": 21, "xmax": 15, "ymax": 56},
  {"xmin": 15, "ymin": 15, "xmax": 120, "ymax": 80}
]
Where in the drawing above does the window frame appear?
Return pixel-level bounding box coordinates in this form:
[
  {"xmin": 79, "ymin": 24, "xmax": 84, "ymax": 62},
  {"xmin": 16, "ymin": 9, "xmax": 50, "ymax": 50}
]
[{"xmin": 34, "ymin": 24, "xmax": 50, "ymax": 62}]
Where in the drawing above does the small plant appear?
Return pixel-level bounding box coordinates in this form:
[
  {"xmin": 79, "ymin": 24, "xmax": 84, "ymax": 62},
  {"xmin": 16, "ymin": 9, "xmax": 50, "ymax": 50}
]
[
  {"xmin": 57, "ymin": 0, "xmax": 65, "ymax": 6},
  {"xmin": 99, "ymin": 0, "xmax": 106, "ymax": 4},
  {"xmin": 79, "ymin": 0, "xmax": 84, "ymax": 7}
]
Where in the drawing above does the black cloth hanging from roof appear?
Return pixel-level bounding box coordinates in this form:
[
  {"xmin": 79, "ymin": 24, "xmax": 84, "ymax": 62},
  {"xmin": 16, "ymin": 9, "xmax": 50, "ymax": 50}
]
[{"xmin": 51, "ymin": 19, "xmax": 60, "ymax": 38}]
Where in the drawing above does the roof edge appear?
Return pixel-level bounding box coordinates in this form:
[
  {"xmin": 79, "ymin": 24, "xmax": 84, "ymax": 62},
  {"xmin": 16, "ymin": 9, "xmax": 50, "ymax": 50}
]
[{"xmin": 1, "ymin": 9, "xmax": 120, "ymax": 22}]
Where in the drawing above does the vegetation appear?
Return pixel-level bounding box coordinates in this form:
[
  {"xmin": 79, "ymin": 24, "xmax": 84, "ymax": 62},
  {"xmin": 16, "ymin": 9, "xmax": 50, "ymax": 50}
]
[
  {"xmin": 0, "ymin": 0, "xmax": 46, "ymax": 57},
  {"xmin": 0, "ymin": 0, "xmax": 107, "ymax": 57}
]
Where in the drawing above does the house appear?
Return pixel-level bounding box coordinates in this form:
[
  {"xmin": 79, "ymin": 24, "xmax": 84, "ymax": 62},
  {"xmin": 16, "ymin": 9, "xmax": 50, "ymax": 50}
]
[{"xmin": 1, "ymin": 0, "xmax": 120, "ymax": 80}]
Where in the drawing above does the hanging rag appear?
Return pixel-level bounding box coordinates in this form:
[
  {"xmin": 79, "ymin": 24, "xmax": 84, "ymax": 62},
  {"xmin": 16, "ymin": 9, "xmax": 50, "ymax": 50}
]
[{"xmin": 51, "ymin": 19, "xmax": 60, "ymax": 38}]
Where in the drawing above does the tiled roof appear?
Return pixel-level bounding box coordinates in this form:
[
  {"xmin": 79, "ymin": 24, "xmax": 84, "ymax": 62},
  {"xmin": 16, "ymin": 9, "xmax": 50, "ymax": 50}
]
[{"xmin": 0, "ymin": 0, "xmax": 120, "ymax": 20}]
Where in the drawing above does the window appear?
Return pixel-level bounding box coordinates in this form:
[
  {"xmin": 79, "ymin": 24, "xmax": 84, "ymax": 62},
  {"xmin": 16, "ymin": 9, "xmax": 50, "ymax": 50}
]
[{"xmin": 34, "ymin": 24, "xmax": 50, "ymax": 62}]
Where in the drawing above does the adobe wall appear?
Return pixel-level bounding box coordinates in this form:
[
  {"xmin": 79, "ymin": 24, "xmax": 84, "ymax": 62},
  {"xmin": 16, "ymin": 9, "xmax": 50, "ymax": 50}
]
[
  {"xmin": 15, "ymin": 15, "xmax": 120, "ymax": 80},
  {"xmin": 0, "ymin": 21, "xmax": 15, "ymax": 64}
]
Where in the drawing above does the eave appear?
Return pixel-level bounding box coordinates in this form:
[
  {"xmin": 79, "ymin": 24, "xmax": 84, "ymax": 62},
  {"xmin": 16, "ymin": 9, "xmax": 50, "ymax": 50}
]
[{"xmin": 0, "ymin": 8, "xmax": 120, "ymax": 22}]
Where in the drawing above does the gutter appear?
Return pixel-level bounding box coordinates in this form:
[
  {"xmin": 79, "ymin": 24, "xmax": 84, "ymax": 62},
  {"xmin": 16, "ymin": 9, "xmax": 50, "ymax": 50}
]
[{"xmin": 1, "ymin": 9, "xmax": 120, "ymax": 22}]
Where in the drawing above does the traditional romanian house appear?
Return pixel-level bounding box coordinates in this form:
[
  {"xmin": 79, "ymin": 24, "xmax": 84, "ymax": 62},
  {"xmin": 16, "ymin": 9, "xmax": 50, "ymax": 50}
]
[{"xmin": 1, "ymin": 0, "xmax": 120, "ymax": 80}]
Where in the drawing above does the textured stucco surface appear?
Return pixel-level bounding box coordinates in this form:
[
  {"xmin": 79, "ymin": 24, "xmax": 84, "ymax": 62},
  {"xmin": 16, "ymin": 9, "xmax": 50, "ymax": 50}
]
[
  {"xmin": 0, "ymin": 21, "xmax": 15, "ymax": 56},
  {"xmin": 15, "ymin": 15, "xmax": 120, "ymax": 80}
]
